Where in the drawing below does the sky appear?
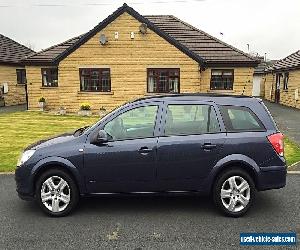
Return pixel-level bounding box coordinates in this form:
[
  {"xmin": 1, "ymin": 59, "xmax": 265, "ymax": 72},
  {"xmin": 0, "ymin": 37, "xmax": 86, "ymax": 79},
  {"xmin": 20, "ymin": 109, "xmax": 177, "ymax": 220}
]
[{"xmin": 0, "ymin": 0, "xmax": 299, "ymax": 60}]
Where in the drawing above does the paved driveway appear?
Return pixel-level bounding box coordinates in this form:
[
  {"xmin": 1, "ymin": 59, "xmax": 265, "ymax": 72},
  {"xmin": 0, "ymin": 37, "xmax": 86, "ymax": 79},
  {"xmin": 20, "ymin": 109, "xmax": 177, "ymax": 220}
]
[
  {"xmin": 0, "ymin": 174, "xmax": 299, "ymax": 249},
  {"xmin": 0, "ymin": 104, "xmax": 26, "ymax": 114},
  {"xmin": 263, "ymin": 100, "xmax": 300, "ymax": 144}
]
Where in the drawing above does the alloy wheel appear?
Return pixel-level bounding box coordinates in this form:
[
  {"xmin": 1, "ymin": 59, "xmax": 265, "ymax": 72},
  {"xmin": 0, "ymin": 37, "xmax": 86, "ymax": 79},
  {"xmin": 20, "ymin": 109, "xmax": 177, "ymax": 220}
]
[
  {"xmin": 40, "ymin": 176, "xmax": 71, "ymax": 213},
  {"xmin": 220, "ymin": 175, "xmax": 250, "ymax": 213}
]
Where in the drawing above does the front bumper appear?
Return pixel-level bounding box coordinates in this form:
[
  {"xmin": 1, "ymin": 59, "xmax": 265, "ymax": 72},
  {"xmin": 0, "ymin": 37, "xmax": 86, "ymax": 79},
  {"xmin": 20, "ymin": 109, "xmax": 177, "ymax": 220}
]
[
  {"xmin": 256, "ymin": 165, "xmax": 287, "ymax": 191},
  {"xmin": 15, "ymin": 164, "xmax": 35, "ymax": 200}
]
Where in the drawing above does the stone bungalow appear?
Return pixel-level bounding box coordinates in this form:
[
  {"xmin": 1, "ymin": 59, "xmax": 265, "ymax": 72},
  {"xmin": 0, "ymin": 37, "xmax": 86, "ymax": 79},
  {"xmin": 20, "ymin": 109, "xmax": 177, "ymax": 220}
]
[
  {"xmin": 23, "ymin": 4, "xmax": 259, "ymax": 113},
  {"xmin": 0, "ymin": 34, "xmax": 34, "ymax": 107},
  {"xmin": 264, "ymin": 50, "xmax": 300, "ymax": 109}
]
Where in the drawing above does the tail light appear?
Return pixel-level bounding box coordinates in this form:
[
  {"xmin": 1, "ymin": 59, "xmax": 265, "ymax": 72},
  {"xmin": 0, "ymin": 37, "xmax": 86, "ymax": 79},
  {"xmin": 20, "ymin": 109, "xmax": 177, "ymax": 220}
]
[{"xmin": 267, "ymin": 133, "xmax": 284, "ymax": 156}]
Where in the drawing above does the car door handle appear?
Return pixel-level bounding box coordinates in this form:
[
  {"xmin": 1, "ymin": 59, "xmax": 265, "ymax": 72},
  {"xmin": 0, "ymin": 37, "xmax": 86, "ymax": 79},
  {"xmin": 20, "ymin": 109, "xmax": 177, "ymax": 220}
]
[
  {"xmin": 202, "ymin": 143, "xmax": 217, "ymax": 150},
  {"xmin": 138, "ymin": 147, "xmax": 153, "ymax": 154}
]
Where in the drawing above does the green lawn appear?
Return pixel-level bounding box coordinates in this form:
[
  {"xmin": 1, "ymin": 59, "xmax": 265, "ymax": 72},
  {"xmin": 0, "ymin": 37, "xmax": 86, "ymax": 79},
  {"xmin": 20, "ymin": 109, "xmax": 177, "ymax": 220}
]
[
  {"xmin": 0, "ymin": 112, "xmax": 299, "ymax": 172},
  {"xmin": 284, "ymin": 137, "xmax": 300, "ymax": 166},
  {"xmin": 0, "ymin": 112, "xmax": 98, "ymax": 172}
]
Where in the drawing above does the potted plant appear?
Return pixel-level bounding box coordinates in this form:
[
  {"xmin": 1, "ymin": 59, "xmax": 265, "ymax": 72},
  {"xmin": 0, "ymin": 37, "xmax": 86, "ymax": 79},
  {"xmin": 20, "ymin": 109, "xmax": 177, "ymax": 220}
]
[
  {"xmin": 58, "ymin": 106, "xmax": 66, "ymax": 115},
  {"xmin": 99, "ymin": 106, "xmax": 107, "ymax": 117},
  {"xmin": 38, "ymin": 97, "xmax": 46, "ymax": 111},
  {"xmin": 78, "ymin": 103, "xmax": 92, "ymax": 116}
]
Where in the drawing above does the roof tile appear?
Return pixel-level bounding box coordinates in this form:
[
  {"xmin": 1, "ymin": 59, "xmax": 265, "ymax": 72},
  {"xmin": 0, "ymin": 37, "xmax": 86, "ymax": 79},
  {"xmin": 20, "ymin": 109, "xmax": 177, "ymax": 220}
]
[
  {"xmin": 145, "ymin": 15, "xmax": 255, "ymax": 64},
  {"xmin": 0, "ymin": 34, "xmax": 34, "ymax": 64},
  {"xmin": 266, "ymin": 50, "xmax": 300, "ymax": 72},
  {"xmin": 24, "ymin": 9, "xmax": 257, "ymax": 66}
]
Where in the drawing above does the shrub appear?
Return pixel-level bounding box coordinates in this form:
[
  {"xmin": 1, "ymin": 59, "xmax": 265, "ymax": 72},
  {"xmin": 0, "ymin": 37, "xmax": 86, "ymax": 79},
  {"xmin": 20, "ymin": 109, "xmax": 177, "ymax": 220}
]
[
  {"xmin": 38, "ymin": 97, "xmax": 46, "ymax": 103},
  {"xmin": 80, "ymin": 103, "xmax": 91, "ymax": 111}
]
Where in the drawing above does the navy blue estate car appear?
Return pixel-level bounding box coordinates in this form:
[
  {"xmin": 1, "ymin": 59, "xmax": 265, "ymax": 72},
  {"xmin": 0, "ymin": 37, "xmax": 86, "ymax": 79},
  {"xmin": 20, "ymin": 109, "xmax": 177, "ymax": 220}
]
[{"xmin": 15, "ymin": 94, "xmax": 287, "ymax": 217}]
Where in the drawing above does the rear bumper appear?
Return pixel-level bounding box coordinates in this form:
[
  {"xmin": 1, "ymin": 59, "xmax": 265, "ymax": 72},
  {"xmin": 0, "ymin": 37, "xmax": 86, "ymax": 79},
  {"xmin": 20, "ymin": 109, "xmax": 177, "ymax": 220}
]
[{"xmin": 256, "ymin": 165, "xmax": 287, "ymax": 191}]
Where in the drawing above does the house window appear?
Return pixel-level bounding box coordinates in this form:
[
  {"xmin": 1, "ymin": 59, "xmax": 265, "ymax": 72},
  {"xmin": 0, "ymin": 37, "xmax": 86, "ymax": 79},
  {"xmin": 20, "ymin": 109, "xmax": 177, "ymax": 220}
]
[
  {"xmin": 79, "ymin": 68, "xmax": 111, "ymax": 92},
  {"xmin": 41, "ymin": 68, "xmax": 58, "ymax": 87},
  {"xmin": 283, "ymin": 72, "xmax": 289, "ymax": 90},
  {"xmin": 147, "ymin": 68, "xmax": 180, "ymax": 93},
  {"xmin": 210, "ymin": 69, "xmax": 234, "ymax": 90},
  {"xmin": 16, "ymin": 69, "xmax": 27, "ymax": 84}
]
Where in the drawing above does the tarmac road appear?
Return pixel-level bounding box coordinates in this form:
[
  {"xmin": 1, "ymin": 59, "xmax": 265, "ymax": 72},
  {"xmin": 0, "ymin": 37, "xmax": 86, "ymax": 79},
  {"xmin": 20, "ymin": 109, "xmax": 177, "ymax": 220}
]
[{"xmin": 0, "ymin": 174, "xmax": 299, "ymax": 249}]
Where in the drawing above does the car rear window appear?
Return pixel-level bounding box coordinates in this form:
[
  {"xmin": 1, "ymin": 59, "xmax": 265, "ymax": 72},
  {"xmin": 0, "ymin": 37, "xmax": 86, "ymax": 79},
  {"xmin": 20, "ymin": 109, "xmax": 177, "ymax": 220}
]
[
  {"xmin": 219, "ymin": 105, "xmax": 265, "ymax": 132},
  {"xmin": 165, "ymin": 104, "xmax": 220, "ymax": 136}
]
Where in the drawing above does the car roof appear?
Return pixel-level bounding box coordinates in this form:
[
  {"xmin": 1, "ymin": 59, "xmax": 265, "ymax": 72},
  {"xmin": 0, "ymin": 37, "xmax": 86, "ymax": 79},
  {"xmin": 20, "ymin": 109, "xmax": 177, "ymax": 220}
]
[{"xmin": 132, "ymin": 93, "xmax": 257, "ymax": 104}]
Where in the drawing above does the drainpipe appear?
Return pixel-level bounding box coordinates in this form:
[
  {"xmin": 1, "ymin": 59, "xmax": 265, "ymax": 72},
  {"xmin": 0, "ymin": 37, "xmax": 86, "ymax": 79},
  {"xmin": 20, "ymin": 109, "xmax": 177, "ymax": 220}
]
[{"xmin": 25, "ymin": 83, "xmax": 29, "ymax": 110}]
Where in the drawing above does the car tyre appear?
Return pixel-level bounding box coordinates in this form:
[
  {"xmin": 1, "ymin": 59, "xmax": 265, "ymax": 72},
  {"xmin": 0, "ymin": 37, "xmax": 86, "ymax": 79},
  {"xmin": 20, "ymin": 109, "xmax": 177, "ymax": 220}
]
[
  {"xmin": 213, "ymin": 168, "xmax": 255, "ymax": 217},
  {"xmin": 35, "ymin": 168, "xmax": 79, "ymax": 217}
]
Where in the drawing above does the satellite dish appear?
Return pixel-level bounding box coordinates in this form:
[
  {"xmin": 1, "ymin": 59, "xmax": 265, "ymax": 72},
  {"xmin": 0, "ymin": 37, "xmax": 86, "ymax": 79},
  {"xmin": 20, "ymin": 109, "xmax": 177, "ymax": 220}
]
[
  {"xmin": 139, "ymin": 23, "xmax": 148, "ymax": 34},
  {"xmin": 99, "ymin": 34, "xmax": 107, "ymax": 45}
]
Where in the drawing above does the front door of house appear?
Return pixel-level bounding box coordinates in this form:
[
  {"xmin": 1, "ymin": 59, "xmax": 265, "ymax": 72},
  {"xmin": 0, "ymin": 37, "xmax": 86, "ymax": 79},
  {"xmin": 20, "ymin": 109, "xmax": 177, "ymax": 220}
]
[
  {"xmin": 0, "ymin": 86, "xmax": 4, "ymax": 107},
  {"xmin": 275, "ymin": 73, "xmax": 281, "ymax": 103},
  {"xmin": 252, "ymin": 75, "xmax": 261, "ymax": 96}
]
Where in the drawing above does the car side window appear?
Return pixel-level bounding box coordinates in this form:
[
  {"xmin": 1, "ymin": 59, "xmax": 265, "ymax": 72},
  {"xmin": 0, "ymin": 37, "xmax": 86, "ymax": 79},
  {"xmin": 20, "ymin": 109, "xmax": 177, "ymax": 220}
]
[
  {"xmin": 165, "ymin": 104, "xmax": 220, "ymax": 136},
  {"xmin": 104, "ymin": 105, "xmax": 158, "ymax": 140},
  {"xmin": 219, "ymin": 105, "xmax": 265, "ymax": 132}
]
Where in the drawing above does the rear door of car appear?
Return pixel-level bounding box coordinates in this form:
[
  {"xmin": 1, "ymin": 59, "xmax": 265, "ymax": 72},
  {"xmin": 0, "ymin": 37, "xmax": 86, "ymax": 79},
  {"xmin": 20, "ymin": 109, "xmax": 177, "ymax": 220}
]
[
  {"xmin": 156, "ymin": 100, "xmax": 226, "ymax": 191},
  {"xmin": 217, "ymin": 103, "xmax": 279, "ymax": 166}
]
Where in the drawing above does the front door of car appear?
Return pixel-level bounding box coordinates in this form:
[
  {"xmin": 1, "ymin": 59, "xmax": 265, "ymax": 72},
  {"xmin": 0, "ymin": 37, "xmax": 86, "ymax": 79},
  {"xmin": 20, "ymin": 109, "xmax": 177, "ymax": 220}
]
[
  {"xmin": 84, "ymin": 103, "xmax": 162, "ymax": 193},
  {"xmin": 157, "ymin": 101, "xmax": 225, "ymax": 191}
]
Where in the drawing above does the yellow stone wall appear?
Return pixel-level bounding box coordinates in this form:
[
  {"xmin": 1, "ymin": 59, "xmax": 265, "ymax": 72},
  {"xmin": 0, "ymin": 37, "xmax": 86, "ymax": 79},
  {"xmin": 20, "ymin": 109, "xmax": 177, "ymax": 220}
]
[
  {"xmin": 200, "ymin": 67, "xmax": 254, "ymax": 96},
  {"xmin": 0, "ymin": 65, "xmax": 26, "ymax": 106},
  {"xmin": 26, "ymin": 12, "xmax": 254, "ymax": 113},
  {"xmin": 264, "ymin": 70, "xmax": 300, "ymax": 109}
]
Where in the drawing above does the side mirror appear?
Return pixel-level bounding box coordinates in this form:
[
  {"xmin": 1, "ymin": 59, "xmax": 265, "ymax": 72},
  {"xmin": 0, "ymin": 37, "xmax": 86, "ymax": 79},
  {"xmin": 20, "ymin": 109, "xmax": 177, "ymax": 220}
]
[
  {"xmin": 97, "ymin": 130, "xmax": 109, "ymax": 143},
  {"xmin": 91, "ymin": 130, "xmax": 109, "ymax": 144}
]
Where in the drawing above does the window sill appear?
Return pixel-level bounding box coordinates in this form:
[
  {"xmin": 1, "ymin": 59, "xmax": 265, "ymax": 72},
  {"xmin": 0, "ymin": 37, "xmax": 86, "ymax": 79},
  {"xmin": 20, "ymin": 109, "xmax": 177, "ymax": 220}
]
[
  {"xmin": 40, "ymin": 87, "xmax": 58, "ymax": 89},
  {"xmin": 16, "ymin": 84, "xmax": 26, "ymax": 87},
  {"xmin": 145, "ymin": 92, "xmax": 179, "ymax": 96},
  {"xmin": 77, "ymin": 91, "xmax": 114, "ymax": 95},
  {"xmin": 207, "ymin": 89, "xmax": 235, "ymax": 94}
]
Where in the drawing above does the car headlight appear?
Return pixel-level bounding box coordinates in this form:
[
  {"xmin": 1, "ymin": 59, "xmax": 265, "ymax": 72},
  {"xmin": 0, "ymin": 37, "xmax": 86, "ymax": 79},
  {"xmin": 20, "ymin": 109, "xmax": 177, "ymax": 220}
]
[{"xmin": 17, "ymin": 150, "xmax": 36, "ymax": 166}]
